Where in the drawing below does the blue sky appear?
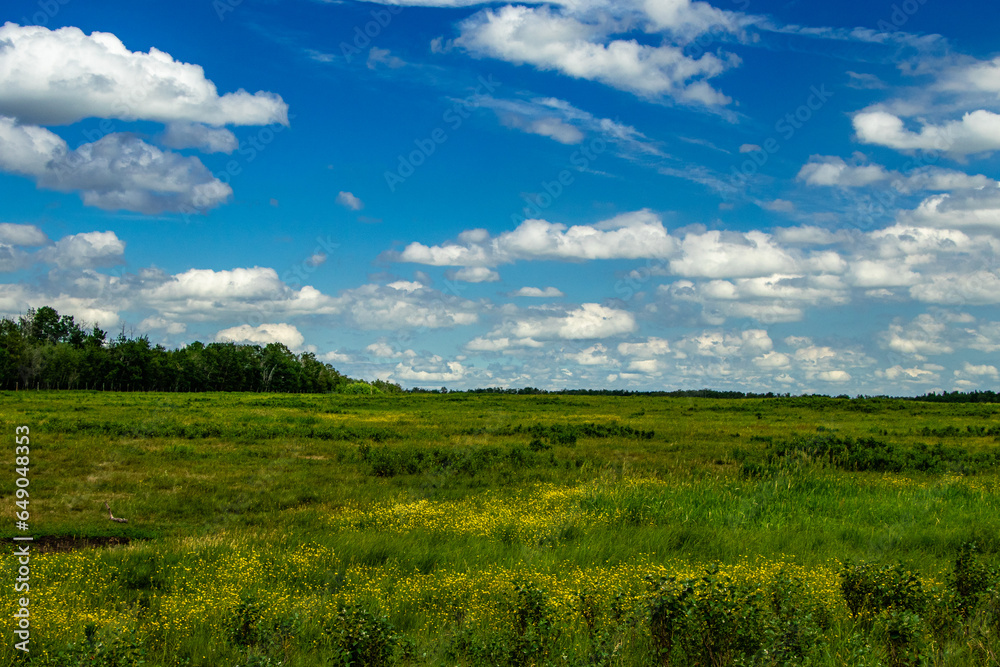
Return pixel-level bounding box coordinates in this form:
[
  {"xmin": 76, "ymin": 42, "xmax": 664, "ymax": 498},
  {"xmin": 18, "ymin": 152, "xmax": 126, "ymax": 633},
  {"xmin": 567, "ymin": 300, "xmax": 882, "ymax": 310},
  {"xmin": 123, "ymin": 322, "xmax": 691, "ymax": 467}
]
[{"xmin": 2, "ymin": 0, "xmax": 999, "ymax": 393}]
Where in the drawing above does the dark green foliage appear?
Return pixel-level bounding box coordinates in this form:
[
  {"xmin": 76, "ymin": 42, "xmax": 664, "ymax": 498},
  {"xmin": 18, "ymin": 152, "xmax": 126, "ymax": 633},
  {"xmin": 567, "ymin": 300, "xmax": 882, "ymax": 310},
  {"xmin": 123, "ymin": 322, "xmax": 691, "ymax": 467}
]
[
  {"xmin": 765, "ymin": 571, "xmax": 827, "ymax": 665},
  {"xmin": 482, "ymin": 421, "xmax": 654, "ymax": 443},
  {"xmin": 645, "ymin": 566, "xmax": 768, "ymax": 667},
  {"xmin": 840, "ymin": 561, "xmax": 928, "ymax": 620},
  {"xmin": 529, "ymin": 437, "xmax": 551, "ymax": 451},
  {"xmin": 228, "ymin": 596, "xmax": 266, "ymax": 648},
  {"xmin": 742, "ymin": 434, "xmax": 1000, "ymax": 475},
  {"xmin": 951, "ymin": 542, "xmax": 998, "ymax": 617},
  {"xmin": 51, "ymin": 625, "xmax": 147, "ymax": 667},
  {"xmin": 446, "ymin": 580, "xmax": 561, "ymax": 667},
  {"xmin": 877, "ymin": 610, "xmax": 928, "ymax": 667},
  {"xmin": 357, "ymin": 443, "xmax": 550, "ymax": 477},
  {"xmin": 321, "ymin": 605, "xmax": 400, "ymax": 667},
  {"xmin": 0, "ymin": 306, "xmax": 400, "ymax": 394},
  {"xmin": 913, "ymin": 390, "xmax": 1000, "ymax": 403}
]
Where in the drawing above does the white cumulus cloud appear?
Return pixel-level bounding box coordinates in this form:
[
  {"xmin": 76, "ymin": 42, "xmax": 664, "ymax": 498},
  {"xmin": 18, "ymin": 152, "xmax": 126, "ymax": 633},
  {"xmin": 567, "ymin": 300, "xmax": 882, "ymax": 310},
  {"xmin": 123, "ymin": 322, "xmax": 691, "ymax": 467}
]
[{"xmin": 216, "ymin": 323, "xmax": 306, "ymax": 350}]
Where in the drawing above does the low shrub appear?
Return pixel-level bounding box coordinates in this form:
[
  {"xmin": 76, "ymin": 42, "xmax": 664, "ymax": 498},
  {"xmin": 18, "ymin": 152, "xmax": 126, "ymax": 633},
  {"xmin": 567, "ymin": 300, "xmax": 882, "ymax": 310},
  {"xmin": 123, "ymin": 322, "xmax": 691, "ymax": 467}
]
[
  {"xmin": 321, "ymin": 605, "xmax": 400, "ymax": 667},
  {"xmin": 840, "ymin": 561, "xmax": 928, "ymax": 621}
]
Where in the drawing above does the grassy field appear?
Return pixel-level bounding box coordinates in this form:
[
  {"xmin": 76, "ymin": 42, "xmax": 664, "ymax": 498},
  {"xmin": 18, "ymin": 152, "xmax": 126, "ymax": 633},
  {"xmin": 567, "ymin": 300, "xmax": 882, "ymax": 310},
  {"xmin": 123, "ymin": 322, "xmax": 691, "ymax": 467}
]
[{"xmin": 1, "ymin": 391, "xmax": 999, "ymax": 666}]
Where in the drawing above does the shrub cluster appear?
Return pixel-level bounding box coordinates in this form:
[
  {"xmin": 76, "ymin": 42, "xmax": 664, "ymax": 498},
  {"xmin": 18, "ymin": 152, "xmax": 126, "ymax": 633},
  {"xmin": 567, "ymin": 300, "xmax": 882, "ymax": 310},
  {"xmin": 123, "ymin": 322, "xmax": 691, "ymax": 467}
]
[
  {"xmin": 356, "ymin": 442, "xmax": 571, "ymax": 478},
  {"xmin": 736, "ymin": 434, "xmax": 1000, "ymax": 476},
  {"xmin": 645, "ymin": 566, "xmax": 826, "ymax": 666},
  {"xmin": 478, "ymin": 422, "xmax": 655, "ymax": 445}
]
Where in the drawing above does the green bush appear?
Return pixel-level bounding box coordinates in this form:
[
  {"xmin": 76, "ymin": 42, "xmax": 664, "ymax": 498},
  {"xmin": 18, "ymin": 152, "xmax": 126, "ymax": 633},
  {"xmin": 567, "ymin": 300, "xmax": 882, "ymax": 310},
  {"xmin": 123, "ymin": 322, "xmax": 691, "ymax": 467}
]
[
  {"xmin": 357, "ymin": 443, "xmax": 548, "ymax": 478},
  {"xmin": 840, "ymin": 562, "xmax": 928, "ymax": 621},
  {"xmin": 646, "ymin": 566, "xmax": 767, "ymax": 666},
  {"xmin": 764, "ymin": 571, "xmax": 827, "ymax": 665},
  {"xmin": 445, "ymin": 580, "xmax": 561, "ymax": 667},
  {"xmin": 951, "ymin": 542, "xmax": 997, "ymax": 617},
  {"xmin": 51, "ymin": 625, "xmax": 147, "ymax": 667},
  {"xmin": 733, "ymin": 433, "xmax": 1000, "ymax": 476},
  {"xmin": 877, "ymin": 609, "xmax": 929, "ymax": 667},
  {"xmin": 321, "ymin": 605, "xmax": 400, "ymax": 667}
]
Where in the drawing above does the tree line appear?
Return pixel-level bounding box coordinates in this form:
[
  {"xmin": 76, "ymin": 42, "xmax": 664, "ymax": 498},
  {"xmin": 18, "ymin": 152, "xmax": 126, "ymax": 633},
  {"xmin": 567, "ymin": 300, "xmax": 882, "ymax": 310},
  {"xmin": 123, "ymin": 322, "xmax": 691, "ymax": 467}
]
[
  {"xmin": 3, "ymin": 306, "xmax": 997, "ymax": 399},
  {"xmin": 0, "ymin": 306, "xmax": 402, "ymax": 394}
]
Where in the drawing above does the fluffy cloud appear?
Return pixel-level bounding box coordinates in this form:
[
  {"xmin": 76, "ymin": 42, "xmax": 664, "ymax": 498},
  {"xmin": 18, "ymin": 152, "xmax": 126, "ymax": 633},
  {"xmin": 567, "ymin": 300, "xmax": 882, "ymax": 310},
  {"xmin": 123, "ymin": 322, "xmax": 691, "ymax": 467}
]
[
  {"xmin": 464, "ymin": 336, "xmax": 514, "ymax": 352},
  {"xmin": 900, "ymin": 187, "xmax": 1000, "ymax": 231},
  {"xmin": 215, "ymin": 323, "xmax": 306, "ymax": 350},
  {"xmin": 0, "ymin": 245, "xmax": 29, "ymax": 273},
  {"xmin": 565, "ymin": 344, "xmax": 618, "ymax": 366},
  {"xmin": 0, "ymin": 223, "xmax": 48, "ymax": 246},
  {"xmin": 790, "ymin": 343, "xmax": 873, "ymax": 384},
  {"xmin": 336, "ymin": 191, "xmax": 364, "ymax": 210},
  {"xmin": 797, "ymin": 155, "xmax": 890, "ymax": 187},
  {"xmin": 883, "ymin": 312, "xmax": 1000, "ymax": 364},
  {"xmin": 509, "ymin": 286, "xmax": 564, "ymax": 297},
  {"xmin": 493, "ymin": 303, "xmax": 637, "ymax": 340},
  {"xmin": 0, "ymin": 23, "xmax": 288, "ymax": 127},
  {"xmin": 455, "ymin": 6, "xmax": 736, "ymax": 105},
  {"xmin": 391, "ymin": 358, "xmax": 467, "ymax": 383},
  {"xmin": 0, "ymin": 223, "xmax": 49, "ymax": 272},
  {"xmin": 884, "ymin": 313, "xmax": 954, "ymax": 357},
  {"xmin": 753, "ymin": 351, "xmax": 791, "ymax": 369},
  {"xmin": 853, "ymin": 109, "xmax": 1000, "ymax": 157},
  {"xmin": 910, "ymin": 271, "xmax": 1000, "ymax": 306},
  {"xmin": 40, "ymin": 231, "xmax": 125, "ymax": 270},
  {"xmin": 797, "ymin": 155, "xmax": 995, "ymax": 192},
  {"xmin": 367, "ymin": 47, "xmax": 406, "ymax": 70},
  {"xmin": 500, "ymin": 113, "xmax": 583, "ymax": 144},
  {"xmin": 447, "ymin": 266, "xmax": 500, "ymax": 283},
  {"xmin": 139, "ymin": 316, "xmax": 186, "ymax": 335},
  {"xmin": 881, "ymin": 365, "xmax": 940, "ymax": 384},
  {"xmin": 762, "ymin": 199, "xmax": 795, "ymax": 213},
  {"xmin": 394, "ymin": 209, "xmax": 676, "ymax": 267},
  {"xmin": 0, "ymin": 117, "xmax": 232, "ymax": 214},
  {"xmin": 674, "ymin": 329, "xmax": 773, "ymax": 358},
  {"xmin": 0, "ymin": 23, "xmax": 287, "ymax": 214},
  {"xmin": 0, "ymin": 282, "xmax": 120, "ymax": 326},
  {"xmin": 665, "ymin": 273, "xmax": 849, "ymax": 323},
  {"xmin": 955, "ymin": 361, "xmax": 999, "ymax": 378},
  {"xmin": 367, "ymin": 342, "xmax": 417, "ymax": 358},
  {"xmin": 618, "ymin": 337, "xmax": 671, "ymax": 358},
  {"xmin": 336, "ymin": 283, "xmax": 482, "ymax": 330},
  {"xmin": 669, "ymin": 230, "xmax": 825, "ymax": 279},
  {"xmin": 641, "ymin": 0, "xmax": 738, "ymax": 38},
  {"xmin": 772, "ymin": 226, "xmax": 841, "ymax": 246},
  {"xmin": 141, "ymin": 271, "xmax": 481, "ymax": 331},
  {"xmin": 140, "ymin": 266, "xmax": 341, "ymax": 321},
  {"xmin": 161, "ymin": 122, "xmax": 238, "ymax": 153},
  {"xmin": 815, "ymin": 370, "xmax": 852, "ymax": 383}
]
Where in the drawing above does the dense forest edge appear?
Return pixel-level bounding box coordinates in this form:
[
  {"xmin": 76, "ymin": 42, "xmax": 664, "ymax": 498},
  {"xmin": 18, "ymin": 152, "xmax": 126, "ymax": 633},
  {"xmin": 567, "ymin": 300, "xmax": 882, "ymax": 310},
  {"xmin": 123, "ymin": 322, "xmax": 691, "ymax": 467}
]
[{"xmin": 1, "ymin": 305, "xmax": 997, "ymax": 401}]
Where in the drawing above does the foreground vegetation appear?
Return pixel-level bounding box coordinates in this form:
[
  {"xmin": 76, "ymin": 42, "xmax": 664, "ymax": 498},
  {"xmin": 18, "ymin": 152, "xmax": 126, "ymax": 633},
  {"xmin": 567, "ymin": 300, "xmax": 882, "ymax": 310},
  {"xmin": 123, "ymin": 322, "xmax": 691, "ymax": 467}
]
[{"xmin": 1, "ymin": 391, "xmax": 999, "ymax": 665}]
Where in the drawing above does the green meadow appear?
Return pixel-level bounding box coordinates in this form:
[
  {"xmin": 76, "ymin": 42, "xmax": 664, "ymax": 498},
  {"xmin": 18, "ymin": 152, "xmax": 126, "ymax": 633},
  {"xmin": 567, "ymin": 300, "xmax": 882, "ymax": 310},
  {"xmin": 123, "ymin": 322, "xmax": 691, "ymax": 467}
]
[{"xmin": 1, "ymin": 391, "xmax": 999, "ymax": 666}]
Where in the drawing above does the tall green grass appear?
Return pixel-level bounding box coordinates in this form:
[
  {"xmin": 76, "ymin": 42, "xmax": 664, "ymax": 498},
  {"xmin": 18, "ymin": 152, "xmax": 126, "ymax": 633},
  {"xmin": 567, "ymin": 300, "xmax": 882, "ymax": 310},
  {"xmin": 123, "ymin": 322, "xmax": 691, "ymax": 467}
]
[{"xmin": 1, "ymin": 391, "xmax": 998, "ymax": 665}]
